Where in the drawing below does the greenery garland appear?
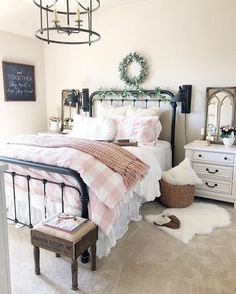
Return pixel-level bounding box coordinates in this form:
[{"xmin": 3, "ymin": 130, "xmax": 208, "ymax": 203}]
[
  {"xmin": 96, "ymin": 87, "xmax": 170, "ymax": 102},
  {"xmin": 119, "ymin": 52, "xmax": 148, "ymax": 87}
]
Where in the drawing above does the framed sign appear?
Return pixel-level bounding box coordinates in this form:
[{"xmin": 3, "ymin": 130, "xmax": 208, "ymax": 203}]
[{"xmin": 2, "ymin": 61, "xmax": 36, "ymax": 101}]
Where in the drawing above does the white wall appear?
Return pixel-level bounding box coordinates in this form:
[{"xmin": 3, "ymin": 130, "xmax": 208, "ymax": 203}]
[
  {"xmin": 0, "ymin": 30, "xmax": 47, "ymax": 142},
  {"xmin": 44, "ymin": 0, "xmax": 236, "ymax": 163}
]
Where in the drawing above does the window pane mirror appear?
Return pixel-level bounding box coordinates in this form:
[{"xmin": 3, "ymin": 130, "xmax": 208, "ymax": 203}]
[{"xmin": 205, "ymin": 87, "xmax": 236, "ymax": 142}]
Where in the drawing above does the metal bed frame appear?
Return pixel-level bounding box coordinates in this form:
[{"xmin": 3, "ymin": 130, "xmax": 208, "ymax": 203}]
[
  {"xmin": 89, "ymin": 89, "xmax": 176, "ymax": 165},
  {"xmin": 0, "ymin": 89, "xmax": 177, "ymax": 261},
  {"xmin": 1, "ymin": 159, "xmax": 89, "ymax": 228}
]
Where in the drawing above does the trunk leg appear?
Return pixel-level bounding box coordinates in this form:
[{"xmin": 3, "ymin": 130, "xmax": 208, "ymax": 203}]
[
  {"xmin": 33, "ymin": 246, "xmax": 40, "ymax": 275},
  {"xmin": 90, "ymin": 242, "xmax": 96, "ymax": 271},
  {"xmin": 71, "ymin": 259, "xmax": 78, "ymax": 290}
]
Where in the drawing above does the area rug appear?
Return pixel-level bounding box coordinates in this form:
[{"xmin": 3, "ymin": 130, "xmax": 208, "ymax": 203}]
[{"xmin": 146, "ymin": 202, "xmax": 231, "ymax": 243}]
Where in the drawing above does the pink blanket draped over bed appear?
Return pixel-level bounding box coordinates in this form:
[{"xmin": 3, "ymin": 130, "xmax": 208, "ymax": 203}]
[
  {"xmin": 3, "ymin": 135, "xmax": 150, "ymax": 235},
  {"xmin": 8, "ymin": 136, "xmax": 149, "ymax": 189}
]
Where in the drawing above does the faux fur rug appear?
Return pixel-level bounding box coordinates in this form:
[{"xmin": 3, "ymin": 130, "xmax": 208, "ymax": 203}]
[{"xmin": 146, "ymin": 202, "xmax": 231, "ymax": 243}]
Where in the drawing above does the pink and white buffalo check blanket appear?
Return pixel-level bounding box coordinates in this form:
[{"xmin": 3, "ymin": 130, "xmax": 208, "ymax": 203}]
[
  {"xmin": 8, "ymin": 135, "xmax": 149, "ymax": 190},
  {"xmin": 2, "ymin": 135, "xmax": 150, "ymax": 236}
]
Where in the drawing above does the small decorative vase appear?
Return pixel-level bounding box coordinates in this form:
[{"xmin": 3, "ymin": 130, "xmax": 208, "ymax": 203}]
[
  {"xmin": 49, "ymin": 120, "xmax": 60, "ymax": 133},
  {"xmin": 222, "ymin": 135, "xmax": 235, "ymax": 148}
]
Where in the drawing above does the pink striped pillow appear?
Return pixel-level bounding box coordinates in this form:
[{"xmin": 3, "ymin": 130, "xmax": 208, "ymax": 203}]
[{"xmin": 113, "ymin": 116, "xmax": 162, "ymax": 145}]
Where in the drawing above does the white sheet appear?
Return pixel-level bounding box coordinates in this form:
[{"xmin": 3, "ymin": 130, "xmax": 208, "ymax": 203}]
[
  {"xmin": 126, "ymin": 140, "xmax": 172, "ymax": 171},
  {"xmin": 153, "ymin": 140, "xmax": 172, "ymax": 171}
]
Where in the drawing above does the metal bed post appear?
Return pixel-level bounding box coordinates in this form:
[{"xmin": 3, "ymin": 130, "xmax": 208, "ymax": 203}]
[{"xmin": 170, "ymin": 101, "xmax": 177, "ymax": 167}]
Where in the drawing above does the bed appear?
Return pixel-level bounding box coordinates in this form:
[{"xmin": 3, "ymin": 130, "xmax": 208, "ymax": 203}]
[{"xmin": 0, "ymin": 89, "xmax": 176, "ymax": 259}]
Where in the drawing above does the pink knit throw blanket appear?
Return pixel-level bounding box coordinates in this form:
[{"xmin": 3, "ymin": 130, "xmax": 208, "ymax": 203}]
[{"xmin": 8, "ymin": 136, "xmax": 150, "ymax": 189}]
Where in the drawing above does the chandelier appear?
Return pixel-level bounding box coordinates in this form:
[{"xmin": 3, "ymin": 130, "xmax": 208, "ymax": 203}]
[{"xmin": 33, "ymin": 0, "xmax": 101, "ymax": 45}]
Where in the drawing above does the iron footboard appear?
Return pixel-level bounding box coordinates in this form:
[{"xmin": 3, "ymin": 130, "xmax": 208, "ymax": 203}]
[
  {"xmin": 0, "ymin": 156, "xmax": 90, "ymax": 262},
  {"xmin": 0, "ymin": 156, "xmax": 89, "ymax": 263}
]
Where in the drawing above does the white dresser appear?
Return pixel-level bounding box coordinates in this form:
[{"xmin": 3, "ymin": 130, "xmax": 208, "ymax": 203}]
[
  {"xmin": 0, "ymin": 163, "xmax": 11, "ymax": 294},
  {"xmin": 185, "ymin": 142, "xmax": 236, "ymax": 208}
]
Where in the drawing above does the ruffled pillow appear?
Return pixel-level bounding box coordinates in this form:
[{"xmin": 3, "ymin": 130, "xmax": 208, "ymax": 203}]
[
  {"xmin": 162, "ymin": 158, "xmax": 203, "ymax": 185},
  {"xmin": 71, "ymin": 115, "xmax": 116, "ymax": 141}
]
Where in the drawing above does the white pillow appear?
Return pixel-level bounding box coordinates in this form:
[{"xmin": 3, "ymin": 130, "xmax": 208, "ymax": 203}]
[
  {"xmin": 96, "ymin": 101, "xmax": 128, "ymax": 117},
  {"xmin": 162, "ymin": 158, "xmax": 203, "ymax": 185},
  {"xmin": 71, "ymin": 115, "xmax": 116, "ymax": 141},
  {"xmin": 126, "ymin": 106, "xmax": 161, "ymax": 117}
]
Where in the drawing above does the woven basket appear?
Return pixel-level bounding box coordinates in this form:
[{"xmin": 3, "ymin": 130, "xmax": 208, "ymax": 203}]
[{"xmin": 159, "ymin": 179, "xmax": 195, "ymax": 208}]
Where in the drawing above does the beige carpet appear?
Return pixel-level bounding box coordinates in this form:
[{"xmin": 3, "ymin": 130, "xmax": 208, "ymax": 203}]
[{"xmin": 8, "ymin": 199, "xmax": 236, "ymax": 294}]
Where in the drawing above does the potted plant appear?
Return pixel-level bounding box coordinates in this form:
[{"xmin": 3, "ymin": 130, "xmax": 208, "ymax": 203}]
[{"xmin": 220, "ymin": 125, "xmax": 236, "ymax": 147}]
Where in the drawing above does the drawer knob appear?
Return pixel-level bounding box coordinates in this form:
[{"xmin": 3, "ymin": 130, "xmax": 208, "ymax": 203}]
[
  {"xmin": 198, "ymin": 154, "xmax": 202, "ymax": 158},
  {"xmin": 205, "ymin": 182, "xmax": 218, "ymax": 188},
  {"xmin": 224, "ymin": 157, "xmax": 228, "ymax": 160},
  {"xmin": 206, "ymin": 168, "xmax": 219, "ymax": 174}
]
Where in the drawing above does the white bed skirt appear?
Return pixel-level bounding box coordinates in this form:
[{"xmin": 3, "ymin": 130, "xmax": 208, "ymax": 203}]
[{"xmin": 6, "ymin": 188, "xmax": 146, "ymax": 258}]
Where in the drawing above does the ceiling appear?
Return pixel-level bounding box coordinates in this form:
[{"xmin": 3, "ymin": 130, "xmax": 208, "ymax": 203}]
[{"xmin": 0, "ymin": 0, "xmax": 140, "ymax": 38}]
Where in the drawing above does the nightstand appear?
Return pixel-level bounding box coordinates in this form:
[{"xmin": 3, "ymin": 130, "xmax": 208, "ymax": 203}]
[{"xmin": 185, "ymin": 142, "xmax": 236, "ymax": 208}]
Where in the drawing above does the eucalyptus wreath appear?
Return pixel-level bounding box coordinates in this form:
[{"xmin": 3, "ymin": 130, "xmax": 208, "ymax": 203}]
[
  {"xmin": 119, "ymin": 52, "xmax": 148, "ymax": 87},
  {"xmin": 96, "ymin": 52, "xmax": 170, "ymax": 102}
]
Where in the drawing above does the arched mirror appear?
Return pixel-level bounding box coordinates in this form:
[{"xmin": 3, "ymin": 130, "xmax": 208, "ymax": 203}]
[{"xmin": 205, "ymin": 87, "xmax": 236, "ymax": 142}]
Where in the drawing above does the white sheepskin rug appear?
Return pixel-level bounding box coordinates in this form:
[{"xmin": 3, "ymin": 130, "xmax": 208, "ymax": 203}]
[{"xmin": 146, "ymin": 202, "xmax": 231, "ymax": 243}]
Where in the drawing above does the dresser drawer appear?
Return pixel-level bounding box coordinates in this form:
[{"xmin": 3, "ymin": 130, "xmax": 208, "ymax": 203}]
[
  {"xmin": 193, "ymin": 163, "xmax": 233, "ymax": 180},
  {"xmin": 197, "ymin": 179, "xmax": 232, "ymax": 195},
  {"xmin": 193, "ymin": 151, "xmax": 234, "ymax": 164}
]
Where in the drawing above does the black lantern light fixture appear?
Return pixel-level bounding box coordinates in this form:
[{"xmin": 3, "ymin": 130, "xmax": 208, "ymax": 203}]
[
  {"xmin": 61, "ymin": 89, "xmax": 81, "ymax": 132},
  {"xmin": 173, "ymin": 85, "xmax": 192, "ymax": 113},
  {"xmin": 33, "ymin": 0, "xmax": 101, "ymax": 45}
]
